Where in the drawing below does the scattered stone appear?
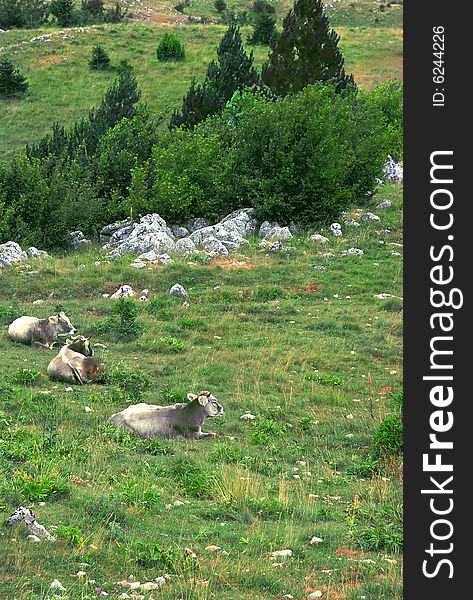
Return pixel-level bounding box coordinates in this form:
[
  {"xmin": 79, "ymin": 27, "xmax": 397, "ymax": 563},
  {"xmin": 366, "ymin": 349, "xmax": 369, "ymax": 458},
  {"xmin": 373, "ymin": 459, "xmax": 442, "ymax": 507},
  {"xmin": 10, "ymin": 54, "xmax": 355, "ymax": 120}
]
[
  {"xmin": 104, "ymin": 214, "xmax": 175, "ymax": 257},
  {"xmin": 171, "ymin": 225, "xmax": 190, "ymax": 239},
  {"xmin": 76, "ymin": 571, "xmax": 87, "ymax": 578},
  {"xmin": 307, "ymin": 592, "xmax": 323, "ymax": 599},
  {"xmin": 6, "ymin": 507, "xmax": 56, "ymax": 541},
  {"xmin": 205, "ymin": 544, "xmax": 221, "ymax": 551},
  {"xmin": 100, "ymin": 218, "xmax": 133, "ymax": 244},
  {"xmin": 33, "ymin": 299, "xmax": 44, "ymax": 305},
  {"xmin": 377, "ymin": 199, "xmax": 392, "ymax": 209},
  {"xmin": 310, "ymin": 536, "xmax": 323, "ymax": 544},
  {"xmin": 259, "ymin": 240, "xmax": 290, "ymax": 253},
  {"xmin": 341, "ymin": 248, "xmax": 364, "ymax": 256},
  {"xmin": 170, "ymin": 284, "xmax": 187, "ymax": 297},
  {"xmin": 27, "ymin": 534, "xmax": 41, "ymax": 542},
  {"xmin": 187, "ymin": 217, "xmax": 212, "ymax": 233},
  {"xmin": 175, "ymin": 238, "xmax": 198, "ymax": 255},
  {"xmin": 202, "ymin": 237, "xmax": 228, "ymax": 257},
  {"xmin": 139, "ymin": 289, "xmax": 149, "ymax": 302},
  {"xmin": 240, "ymin": 412, "xmax": 256, "ymax": 420},
  {"xmin": 0, "ymin": 241, "xmax": 27, "ymax": 266},
  {"xmin": 69, "ymin": 230, "xmax": 91, "ymax": 249},
  {"xmin": 266, "ymin": 226, "xmax": 292, "ymax": 241},
  {"xmin": 271, "ymin": 549, "xmax": 293, "ymax": 558},
  {"xmin": 110, "ymin": 285, "xmax": 136, "ymax": 299},
  {"xmin": 383, "ymin": 155, "xmax": 403, "ymax": 182},
  {"xmin": 259, "ymin": 221, "xmax": 279, "ymax": 238},
  {"xmin": 321, "ymin": 252, "xmax": 335, "ymax": 259},
  {"xmin": 329, "ymin": 223, "xmax": 343, "ymax": 236},
  {"xmin": 344, "ymin": 218, "xmax": 360, "ymax": 227},
  {"xmin": 361, "ymin": 212, "xmax": 381, "ymax": 222},
  {"xmin": 27, "ymin": 247, "xmax": 49, "ymax": 259},
  {"xmin": 309, "ymin": 234, "xmax": 329, "ymax": 244},
  {"xmin": 49, "ymin": 579, "xmax": 66, "ymax": 592}
]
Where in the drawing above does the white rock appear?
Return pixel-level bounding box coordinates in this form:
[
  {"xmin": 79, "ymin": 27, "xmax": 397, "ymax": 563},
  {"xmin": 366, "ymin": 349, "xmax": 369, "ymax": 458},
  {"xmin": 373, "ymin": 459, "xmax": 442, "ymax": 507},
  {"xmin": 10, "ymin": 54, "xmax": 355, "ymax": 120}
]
[
  {"xmin": 341, "ymin": 248, "xmax": 364, "ymax": 256},
  {"xmin": 111, "ymin": 285, "xmax": 136, "ymax": 299},
  {"xmin": 240, "ymin": 412, "xmax": 256, "ymax": 420},
  {"xmin": 170, "ymin": 284, "xmax": 187, "ymax": 297},
  {"xmin": 329, "ymin": 223, "xmax": 342, "ymax": 236},
  {"xmin": 32, "ymin": 299, "xmax": 44, "ymax": 305},
  {"xmin": 27, "ymin": 247, "xmax": 49, "ymax": 259},
  {"xmin": 27, "ymin": 534, "xmax": 41, "ymax": 542},
  {"xmin": 266, "ymin": 226, "xmax": 292, "ymax": 241},
  {"xmin": 309, "ymin": 234, "xmax": 329, "ymax": 244},
  {"xmin": 50, "ymin": 579, "xmax": 66, "ymax": 592},
  {"xmin": 307, "ymin": 592, "xmax": 323, "ymax": 599},
  {"xmin": 141, "ymin": 581, "xmax": 162, "ymax": 591},
  {"xmin": 0, "ymin": 241, "xmax": 28, "ymax": 266},
  {"xmin": 175, "ymin": 238, "xmax": 198, "ymax": 255},
  {"xmin": 271, "ymin": 549, "xmax": 293, "ymax": 558},
  {"xmin": 310, "ymin": 536, "xmax": 323, "ymax": 544},
  {"xmin": 376, "ymin": 199, "xmax": 392, "ymax": 209},
  {"xmin": 361, "ymin": 212, "xmax": 380, "ymax": 222}
]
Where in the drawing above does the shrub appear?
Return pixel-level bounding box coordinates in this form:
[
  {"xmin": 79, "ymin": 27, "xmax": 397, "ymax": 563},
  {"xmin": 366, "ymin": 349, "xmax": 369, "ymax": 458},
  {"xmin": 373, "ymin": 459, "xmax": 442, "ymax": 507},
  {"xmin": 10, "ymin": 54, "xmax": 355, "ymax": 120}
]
[
  {"xmin": 103, "ymin": 362, "xmax": 150, "ymax": 399},
  {"xmin": 50, "ymin": 0, "xmax": 75, "ymax": 26},
  {"xmin": 373, "ymin": 414, "xmax": 403, "ymax": 458},
  {"xmin": 249, "ymin": 11, "xmax": 277, "ymax": 45},
  {"xmin": 251, "ymin": 0, "xmax": 276, "ymax": 14},
  {"xmin": 89, "ymin": 44, "xmax": 111, "ymax": 70},
  {"xmin": 156, "ymin": 33, "xmax": 185, "ymax": 62},
  {"xmin": 0, "ymin": 57, "xmax": 29, "ymax": 97},
  {"xmin": 222, "ymin": 82, "xmax": 394, "ymax": 225},
  {"xmin": 81, "ymin": 0, "xmax": 104, "ymax": 16},
  {"xmin": 96, "ymin": 298, "xmax": 142, "ymax": 341},
  {"xmin": 214, "ymin": 0, "xmax": 227, "ymax": 12}
]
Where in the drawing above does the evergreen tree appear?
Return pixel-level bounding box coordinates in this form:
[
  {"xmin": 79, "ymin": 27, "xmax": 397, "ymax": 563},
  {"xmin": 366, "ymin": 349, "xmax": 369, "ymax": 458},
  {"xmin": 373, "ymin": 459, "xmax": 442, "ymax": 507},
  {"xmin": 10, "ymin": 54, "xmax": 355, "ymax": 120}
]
[
  {"xmin": 170, "ymin": 25, "xmax": 259, "ymax": 130},
  {"xmin": 262, "ymin": 0, "xmax": 354, "ymax": 96},
  {"xmin": 89, "ymin": 44, "xmax": 111, "ymax": 69},
  {"xmin": 50, "ymin": 0, "xmax": 76, "ymax": 26},
  {"xmin": 249, "ymin": 10, "xmax": 277, "ymax": 45},
  {"xmin": 82, "ymin": 0, "xmax": 104, "ymax": 16},
  {"xmin": 214, "ymin": 0, "xmax": 226, "ymax": 12},
  {"xmin": 0, "ymin": 57, "xmax": 29, "ymax": 97}
]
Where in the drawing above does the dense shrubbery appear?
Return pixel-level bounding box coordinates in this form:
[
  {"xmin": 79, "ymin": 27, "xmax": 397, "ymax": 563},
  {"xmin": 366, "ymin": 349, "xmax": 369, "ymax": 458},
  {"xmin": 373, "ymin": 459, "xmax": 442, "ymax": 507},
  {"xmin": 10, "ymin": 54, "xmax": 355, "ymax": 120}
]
[
  {"xmin": 0, "ymin": 75, "xmax": 402, "ymax": 248},
  {"xmin": 0, "ymin": 0, "xmax": 124, "ymax": 29},
  {"xmin": 0, "ymin": 57, "xmax": 29, "ymax": 97},
  {"xmin": 135, "ymin": 82, "xmax": 400, "ymax": 226}
]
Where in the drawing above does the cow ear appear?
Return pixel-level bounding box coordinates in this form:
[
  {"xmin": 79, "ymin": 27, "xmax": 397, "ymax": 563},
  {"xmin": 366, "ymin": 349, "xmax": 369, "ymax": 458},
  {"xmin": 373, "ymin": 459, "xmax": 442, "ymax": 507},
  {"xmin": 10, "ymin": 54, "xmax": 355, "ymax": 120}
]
[
  {"xmin": 49, "ymin": 316, "xmax": 58, "ymax": 324},
  {"xmin": 198, "ymin": 394, "xmax": 209, "ymax": 406},
  {"xmin": 187, "ymin": 393, "xmax": 198, "ymax": 402}
]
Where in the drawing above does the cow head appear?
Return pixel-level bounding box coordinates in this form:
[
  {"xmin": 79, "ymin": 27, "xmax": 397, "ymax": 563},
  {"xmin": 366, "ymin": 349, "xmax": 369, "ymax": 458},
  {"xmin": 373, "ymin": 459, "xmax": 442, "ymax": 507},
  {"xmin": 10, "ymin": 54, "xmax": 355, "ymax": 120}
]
[
  {"xmin": 187, "ymin": 390, "xmax": 224, "ymax": 418},
  {"xmin": 66, "ymin": 335, "xmax": 93, "ymax": 356},
  {"xmin": 55, "ymin": 312, "xmax": 76, "ymax": 336}
]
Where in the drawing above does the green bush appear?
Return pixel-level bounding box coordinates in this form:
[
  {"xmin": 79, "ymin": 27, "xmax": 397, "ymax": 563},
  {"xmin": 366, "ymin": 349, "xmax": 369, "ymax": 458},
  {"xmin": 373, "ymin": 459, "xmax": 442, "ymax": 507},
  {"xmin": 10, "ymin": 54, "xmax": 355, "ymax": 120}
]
[
  {"xmin": 0, "ymin": 57, "xmax": 29, "ymax": 97},
  {"xmin": 222, "ymin": 83, "xmax": 393, "ymax": 225},
  {"xmin": 249, "ymin": 11, "xmax": 277, "ymax": 45},
  {"xmin": 156, "ymin": 33, "xmax": 185, "ymax": 62},
  {"xmin": 373, "ymin": 414, "xmax": 403, "ymax": 458}
]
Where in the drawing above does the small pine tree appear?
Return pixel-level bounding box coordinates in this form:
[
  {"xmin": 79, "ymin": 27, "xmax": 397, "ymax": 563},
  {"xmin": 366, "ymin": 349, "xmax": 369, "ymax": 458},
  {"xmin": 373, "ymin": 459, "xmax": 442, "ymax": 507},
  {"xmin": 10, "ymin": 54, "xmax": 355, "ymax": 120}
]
[
  {"xmin": 0, "ymin": 57, "xmax": 29, "ymax": 97},
  {"xmin": 50, "ymin": 0, "xmax": 75, "ymax": 26},
  {"xmin": 156, "ymin": 33, "xmax": 185, "ymax": 62},
  {"xmin": 89, "ymin": 44, "xmax": 111, "ymax": 69},
  {"xmin": 262, "ymin": 0, "xmax": 354, "ymax": 96},
  {"xmin": 214, "ymin": 0, "xmax": 226, "ymax": 12},
  {"xmin": 249, "ymin": 10, "xmax": 276, "ymax": 45},
  {"xmin": 82, "ymin": 0, "xmax": 104, "ymax": 16},
  {"xmin": 171, "ymin": 25, "xmax": 259, "ymax": 129}
]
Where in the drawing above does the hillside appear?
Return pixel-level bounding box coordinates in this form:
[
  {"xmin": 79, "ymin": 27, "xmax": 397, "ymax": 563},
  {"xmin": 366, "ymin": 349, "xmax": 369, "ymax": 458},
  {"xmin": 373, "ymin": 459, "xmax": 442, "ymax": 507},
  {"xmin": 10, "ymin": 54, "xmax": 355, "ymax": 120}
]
[
  {"xmin": 0, "ymin": 182, "xmax": 403, "ymax": 599},
  {"xmin": 0, "ymin": 0, "xmax": 402, "ymax": 160}
]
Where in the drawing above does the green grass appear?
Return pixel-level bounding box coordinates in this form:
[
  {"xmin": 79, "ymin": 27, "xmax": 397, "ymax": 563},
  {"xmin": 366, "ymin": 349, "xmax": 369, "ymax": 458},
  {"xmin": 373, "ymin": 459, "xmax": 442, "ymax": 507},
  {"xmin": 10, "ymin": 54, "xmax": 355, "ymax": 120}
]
[
  {"xmin": 0, "ymin": 183, "xmax": 403, "ymax": 599},
  {"xmin": 0, "ymin": 0, "xmax": 402, "ymax": 160}
]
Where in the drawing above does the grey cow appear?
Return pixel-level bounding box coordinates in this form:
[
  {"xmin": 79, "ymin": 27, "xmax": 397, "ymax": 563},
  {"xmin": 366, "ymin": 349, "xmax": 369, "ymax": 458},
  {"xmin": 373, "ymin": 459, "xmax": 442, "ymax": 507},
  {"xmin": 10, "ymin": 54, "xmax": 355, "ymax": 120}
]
[
  {"xmin": 109, "ymin": 390, "xmax": 224, "ymax": 439},
  {"xmin": 8, "ymin": 312, "xmax": 76, "ymax": 349},
  {"xmin": 48, "ymin": 335, "xmax": 99, "ymax": 385}
]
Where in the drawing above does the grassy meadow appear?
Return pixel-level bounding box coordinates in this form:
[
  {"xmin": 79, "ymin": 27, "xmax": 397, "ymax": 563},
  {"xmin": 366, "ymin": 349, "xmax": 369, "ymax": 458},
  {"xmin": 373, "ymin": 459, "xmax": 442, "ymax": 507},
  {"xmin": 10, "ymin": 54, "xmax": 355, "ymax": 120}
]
[
  {"xmin": 0, "ymin": 0, "xmax": 403, "ymax": 160},
  {"xmin": 0, "ymin": 183, "xmax": 403, "ymax": 599}
]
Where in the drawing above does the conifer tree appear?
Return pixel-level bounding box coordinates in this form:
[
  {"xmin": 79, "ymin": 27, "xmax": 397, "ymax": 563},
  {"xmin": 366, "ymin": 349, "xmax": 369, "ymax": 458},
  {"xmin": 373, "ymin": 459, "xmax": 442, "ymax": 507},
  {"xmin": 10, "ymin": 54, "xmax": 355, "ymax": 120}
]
[
  {"xmin": 0, "ymin": 57, "xmax": 29, "ymax": 97},
  {"xmin": 249, "ymin": 10, "xmax": 277, "ymax": 45},
  {"xmin": 50, "ymin": 0, "xmax": 75, "ymax": 26},
  {"xmin": 170, "ymin": 24, "xmax": 259, "ymax": 129},
  {"xmin": 89, "ymin": 44, "xmax": 111, "ymax": 70},
  {"xmin": 262, "ymin": 0, "xmax": 354, "ymax": 96}
]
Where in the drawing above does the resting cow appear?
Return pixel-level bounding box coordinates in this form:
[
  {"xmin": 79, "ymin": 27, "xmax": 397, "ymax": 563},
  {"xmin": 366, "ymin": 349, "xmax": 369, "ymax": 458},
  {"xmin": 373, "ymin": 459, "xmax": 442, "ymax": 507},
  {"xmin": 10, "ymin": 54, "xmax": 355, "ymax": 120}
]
[
  {"xmin": 109, "ymin": 390, "xmax": 224, "ymax": 439},
  {"xmin": 8, "ymin": 312, "xmax": 76, "ymax": 349},
  {"xmin": 47, "ymin": 336, "xmax": 99, "ymax": 385}
]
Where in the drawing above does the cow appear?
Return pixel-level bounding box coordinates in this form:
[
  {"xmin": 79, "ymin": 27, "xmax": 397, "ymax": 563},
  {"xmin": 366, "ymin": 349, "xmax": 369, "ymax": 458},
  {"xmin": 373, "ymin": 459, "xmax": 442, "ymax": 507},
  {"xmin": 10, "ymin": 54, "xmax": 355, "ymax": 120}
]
[
  {"xmin": 8, "ymin": 312, "xmax": 76, "ymax": 349},
  {"xmin": 47, "ymin": 335, "xmax": 99, "ymax": 385},
  {"xmin": 109, "ymin": 390, "xmax": 224, "ymax": 439}
]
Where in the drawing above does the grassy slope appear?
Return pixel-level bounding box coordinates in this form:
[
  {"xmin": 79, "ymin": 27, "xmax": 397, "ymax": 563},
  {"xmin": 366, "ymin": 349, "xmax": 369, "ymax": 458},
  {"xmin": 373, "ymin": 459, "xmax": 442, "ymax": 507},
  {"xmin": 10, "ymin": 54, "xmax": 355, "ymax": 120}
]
[
  {"xmin": 0, "ymin": 183, "xmax": 403, "ymax": 599},
  {"xmin": 0, "ymin": 0, "xmax": 402, "ymax": 160}
]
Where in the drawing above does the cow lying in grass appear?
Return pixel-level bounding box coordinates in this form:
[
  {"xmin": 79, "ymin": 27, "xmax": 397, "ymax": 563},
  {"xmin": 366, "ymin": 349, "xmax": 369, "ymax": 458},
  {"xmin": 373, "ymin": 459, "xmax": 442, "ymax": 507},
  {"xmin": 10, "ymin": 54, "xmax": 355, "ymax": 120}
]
[
  {"xmin": 109, "ymin": 390, "xmax": 224, "ymax": 439},
  {"xmin": 8, "ymin": 312, "xmax": 76, "ymax": 349},
  {"xmin": 47, "ymin": 335, "xmax": 99, "ymax": 385}
]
